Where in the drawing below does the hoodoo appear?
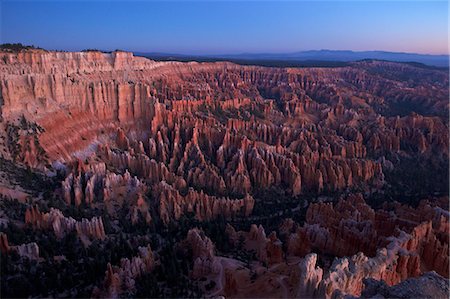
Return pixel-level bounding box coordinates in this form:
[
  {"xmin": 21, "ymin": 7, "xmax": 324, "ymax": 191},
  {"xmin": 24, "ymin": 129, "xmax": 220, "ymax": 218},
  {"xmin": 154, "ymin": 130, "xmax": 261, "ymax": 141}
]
[{"xmin": 0, "ymin": 48, "xmax": 448, "ymax": 298}]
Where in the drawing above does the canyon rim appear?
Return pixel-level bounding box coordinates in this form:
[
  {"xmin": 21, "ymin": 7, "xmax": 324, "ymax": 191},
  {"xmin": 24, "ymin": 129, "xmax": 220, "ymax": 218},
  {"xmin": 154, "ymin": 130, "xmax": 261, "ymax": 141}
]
[{"xmin": 1, "ymin": 1, "xmax": 449, "ymax": 298}]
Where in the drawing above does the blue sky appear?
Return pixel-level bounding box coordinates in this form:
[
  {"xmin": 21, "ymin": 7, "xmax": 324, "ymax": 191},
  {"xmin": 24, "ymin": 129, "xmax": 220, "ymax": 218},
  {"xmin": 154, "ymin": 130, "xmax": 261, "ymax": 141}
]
[{"xmin": 1, "ymin": 1, "xmax": 448, "ymax": 55}]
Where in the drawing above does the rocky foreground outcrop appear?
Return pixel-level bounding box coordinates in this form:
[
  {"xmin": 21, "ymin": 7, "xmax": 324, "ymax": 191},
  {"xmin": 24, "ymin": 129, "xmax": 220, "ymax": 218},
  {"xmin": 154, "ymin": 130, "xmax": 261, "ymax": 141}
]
[
  {"xmin": 184, "ymin": 195, "xmax": 449, "ymax": 298},
  {"xmin": 360, "ymin": 271, "xmax": 449, "ymax": 299}
]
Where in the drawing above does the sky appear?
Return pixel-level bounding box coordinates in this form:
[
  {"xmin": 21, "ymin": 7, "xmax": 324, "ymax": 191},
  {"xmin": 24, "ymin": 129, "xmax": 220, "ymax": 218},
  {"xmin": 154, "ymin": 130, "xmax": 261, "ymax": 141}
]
[{"xmin": 1, "ymin": 0, "xmax": 448, "ymax": 55}]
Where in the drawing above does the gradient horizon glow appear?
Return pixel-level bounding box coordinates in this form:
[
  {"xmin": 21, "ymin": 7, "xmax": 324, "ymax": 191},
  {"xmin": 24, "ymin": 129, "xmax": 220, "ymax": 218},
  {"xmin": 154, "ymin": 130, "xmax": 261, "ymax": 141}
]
[{"xmin": 1, "ymin": 1, "xmax": 448, "ymax": 55}]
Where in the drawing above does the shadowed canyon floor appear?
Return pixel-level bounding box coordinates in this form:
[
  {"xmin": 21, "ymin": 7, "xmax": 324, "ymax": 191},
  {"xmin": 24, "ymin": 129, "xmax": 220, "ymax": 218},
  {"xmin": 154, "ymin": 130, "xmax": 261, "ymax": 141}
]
[{"xmin": 0, "ymin": 49, "xmax": 449, "ymax": 298}]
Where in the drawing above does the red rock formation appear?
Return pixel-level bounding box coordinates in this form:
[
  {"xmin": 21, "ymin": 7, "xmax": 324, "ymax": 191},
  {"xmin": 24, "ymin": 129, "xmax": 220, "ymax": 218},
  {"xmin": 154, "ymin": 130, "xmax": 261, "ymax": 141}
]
[
  {"xmin": 183, "ymin": 228, "xmax": 218, "ymax": 279},
  {"xmin": 287, "ymin": 227, "xmax": 312, "ymax": 257},
  {"xmin": 0, "ymin": 232, "xmax": 40, "ymax": 260},
  {"xmin": 266, "ymin": 232, "xmax": 284, "ymax": 264},
  {"xmin": 0, "ymin": 232, "xmax": 9, "ymax": 253},
  {"xmin": 59, "ymin": 159, "xmax": 152, "ymax": 224},
  {"xmin": 25, "ymin": 206, "xmax": 106, "ymax": 246},
  {"xmin": 1, "ymin": 49, "xmax": 448, "ymax": 298},
  {"xmin": 92, "ymin": 244, "xmax": 155, "ymax": 298},
  {"xmin": 14, "ymin": 242, "xmax": 40, "ymax": 261},
  {"xmin": 289, "ymin": 196, "xmax": 449, "ymax": 298},
  {"xmin": 302, "ymin": 194, "xmax": 378, "ymax": 257},
  {"xmin": 75, "ymin": 217, "xmax": 106, "ymax": 246},
  {"xmin": 226, "ymin": 224, "xmax": 283, "ymax": 265},
  {"xmin": 1, "ymin": 51, "xmax": 446, "ymax": 230},
  {"xmin": 154, "ymin": 182, "xmax": 254, "ymax": 224},
  {"xmin": 3, "ymin": 50, "xmax": 444, "ymax": 193},
  {"xmin": 185, "ymin": 195, "xmax": 449, "ymax": 298}
]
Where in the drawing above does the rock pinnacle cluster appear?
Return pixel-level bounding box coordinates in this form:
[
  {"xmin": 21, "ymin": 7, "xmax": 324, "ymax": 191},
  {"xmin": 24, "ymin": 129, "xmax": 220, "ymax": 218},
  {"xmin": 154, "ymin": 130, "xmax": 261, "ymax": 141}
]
[{"xmin": 0, "ymin": 48, "xmax": 448, "ymax": 298}]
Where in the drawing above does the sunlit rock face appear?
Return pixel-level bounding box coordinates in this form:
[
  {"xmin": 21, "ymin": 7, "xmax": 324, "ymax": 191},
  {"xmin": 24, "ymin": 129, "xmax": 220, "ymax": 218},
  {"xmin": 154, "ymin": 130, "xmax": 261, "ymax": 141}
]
[{"xmin": 0, "ymin": 49, "xmax": 448, "ymax": 298}]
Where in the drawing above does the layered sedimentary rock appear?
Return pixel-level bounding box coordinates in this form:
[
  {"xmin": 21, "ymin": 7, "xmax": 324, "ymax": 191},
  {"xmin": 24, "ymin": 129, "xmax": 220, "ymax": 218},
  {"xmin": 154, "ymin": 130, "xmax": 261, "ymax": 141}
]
[
  {"xmin": 2, "ymin": 49, "xmax": 447, "ymax": 193},
  {"xmin": 0, "ymin": 49, "xmax": 448, "ymax": 298},
  {"xmin": 1, "ymin": 49, "xmax": 448, "ymax": 225}
]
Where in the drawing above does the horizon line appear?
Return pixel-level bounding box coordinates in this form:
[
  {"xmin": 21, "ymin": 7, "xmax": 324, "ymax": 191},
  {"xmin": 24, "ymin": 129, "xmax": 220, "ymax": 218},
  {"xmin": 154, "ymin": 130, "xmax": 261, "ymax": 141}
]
[
  {"xmin": 2, "ymin": 43, "xmax": 448, "ymax": 57},
  {"xmin": 133, "ymin": 49, "xmax": 450, "ymax": 57}
]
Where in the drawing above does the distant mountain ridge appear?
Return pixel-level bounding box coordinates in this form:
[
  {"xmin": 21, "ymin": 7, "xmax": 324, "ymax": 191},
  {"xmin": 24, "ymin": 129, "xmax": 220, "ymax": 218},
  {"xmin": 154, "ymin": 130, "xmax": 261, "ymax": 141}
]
[{"xmin": 136, "ymin": 49, "xmax": 449, "ymax": 67}]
